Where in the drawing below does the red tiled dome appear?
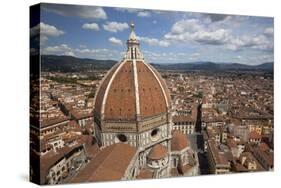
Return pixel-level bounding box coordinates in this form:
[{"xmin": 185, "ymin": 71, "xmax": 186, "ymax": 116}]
[
  {"xmin": 94, "ymin": 24, "xmax": 171, "ymax": 123},
  {"xmin": 147, "ymin": 144, "xmax": 168, "ymax": 160},
  {"xmin": 171, "ymin": 130, "xmax": 189, "ymax": 151}
]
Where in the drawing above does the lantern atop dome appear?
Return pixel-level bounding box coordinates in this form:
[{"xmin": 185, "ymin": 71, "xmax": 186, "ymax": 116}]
[{"xmin": 125, "ymin": 21, "xmax": 143, "ymax": 60}]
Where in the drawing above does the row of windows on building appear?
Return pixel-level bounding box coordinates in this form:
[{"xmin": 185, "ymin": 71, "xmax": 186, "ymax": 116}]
[
  {"xmin": 174, "ymin": 121, "xmax": 195, "ymax": 126},
  {"xmin": 173, "ymin": 125, "xmax": 194, "ymax": 134}
]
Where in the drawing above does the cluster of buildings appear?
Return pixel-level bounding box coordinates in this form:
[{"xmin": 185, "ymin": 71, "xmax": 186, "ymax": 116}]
[
  {"xmin": 30, "ymin": 76, "xmax": 100, "ymax": 184},
  {"xmin": 194, "ymin": 72, "xmax": 273, "ymax": 174},
  {"xmin": 165, "ymin": 73, "xmax": 201, "ymax": 135},
  {"xmin": 30, "ymin": 23, "xmax": 199, "ymax": 185},
  {"xmin": 30, "ymin": 24, "xmax": 273, "ymax": 185},
  {"xmin": 31, "ymin": 62, "xmax": 274, "ymax": 185},
  {"xmin": 159, "ymin": 70, "xmax": 273, "ymax": 174}
]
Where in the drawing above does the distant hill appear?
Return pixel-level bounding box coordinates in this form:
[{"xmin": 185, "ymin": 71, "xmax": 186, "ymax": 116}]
[
  {"xmin": 41, "ymin": 55, "xmax": 117, "ymax": 72},
  {"xmin": 40, "ymin": 55, "xmax": 273, "ymax": 72},
  {"xmin": 151, "ymin": 61, "xmax": 273, "ymax": 72},
  {"xmin": 254, "ymin": 62, "xmax": 273, "ymax": 70}
]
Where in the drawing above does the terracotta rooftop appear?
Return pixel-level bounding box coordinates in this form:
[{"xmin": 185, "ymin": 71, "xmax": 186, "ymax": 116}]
[
  {"xmin": 173, "ymin": 114, "xmax": 197, "ymax": 123},
  {"xmin": 147, "ymin": 144, "xmax": 168, "ymax": 160},
  {"xmin": 233, "ymin": 162, "xmax": 248, "ymax": 172},
  {"xmin": 40, "ymin": 116, "xmax": 69, "ymax": 128},
  {"xmin": 226, "ymin": 138, "xmax": 237, "ymax": 148},
  {"xmin": 259, "ymin": 142, "xmax": 270, "ymax": 152},
  {"xmin": 207, "ymin": 139, "xmax": 230, "ymax": 166},
  {"xmin": 70, "ymin": 110, "xmax": 93, "ymax": 120},
  {"xmin": 249, "ymin": 131, "xmax": 262, "ymax": 140},
  {"xmin": 255, "ymin": 148, "xmax": 273, "ymax": 167},
  {"xmin": 171, "ymin": 130, "xmax": 189, "ymax": 151},
  {"xmin": 136, "ymin": 169, "xmax": 153, "ymax": 179},
  {"xmin": 70, "ymin": 143, "xmax": 137, "ymax": 183}
]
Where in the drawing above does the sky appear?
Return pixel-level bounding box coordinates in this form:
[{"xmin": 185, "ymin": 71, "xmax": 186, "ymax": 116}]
[{"xmin": 30, "ymin": 3, "xmax": 274, "ymax": 65}]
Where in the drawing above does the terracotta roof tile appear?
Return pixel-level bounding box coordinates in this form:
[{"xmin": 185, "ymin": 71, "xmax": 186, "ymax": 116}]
[
  {"xmin": 249, "ymin": 131, "xmax": 262, "ymax": 140},
  {"xmin": 171, "ymin": 130, "xmax": 188, "ymax": 151},
  {"xmin": 136, "ymin": 169, "xmax": 153, "ymax": 179},
  {"xmin": 137, "ymin": 61, "xmax": 167, "ymax": 118},
  {"xmin": 104, "ymin": 61, "xmax": 136, "ymax": 120},
  {"xmin": 94, "ymin": 60, "xmax": 171, "ymax": 122},
  {"xmin": 70, "ymin": 143, "xmax": 137, "ymax": 183},
  {"xmin": 147, "ymin": 144, "xmax": 168, "ymax": 160},
  {"xmin": 259, "ymin": 142, "xmax": 270, "ymax": 152}
]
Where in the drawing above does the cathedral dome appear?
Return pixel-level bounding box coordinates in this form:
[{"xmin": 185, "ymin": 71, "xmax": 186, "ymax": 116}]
[{"xmin": 94, "ymin": 23, "xmax": 171, "ymax": 124}]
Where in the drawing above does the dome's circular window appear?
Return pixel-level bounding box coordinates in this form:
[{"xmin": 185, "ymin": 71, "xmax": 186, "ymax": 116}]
[
  {"xmin": 115, "ymin": 134, "xmax": 128, "ymax": 143},
  {"xmin": 150, "ymin": 128, "xmax": 160, "ymax": 142}
]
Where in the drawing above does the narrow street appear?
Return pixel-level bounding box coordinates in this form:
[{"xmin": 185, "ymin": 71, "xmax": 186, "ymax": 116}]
[{"xmin": 188, "ymin": 103, "xmax": 210, "ymax": 175}]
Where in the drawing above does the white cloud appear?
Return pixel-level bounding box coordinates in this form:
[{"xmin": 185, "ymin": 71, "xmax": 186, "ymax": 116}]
[
  {"xmin": 40, "ymin": 36, "xmax": 49, "ymax": 44},
  {"xmin": 42, "ymin": 4, "xmax": 107, "ymax": 19},
  {"xmin": 164, "ymin": 19, "xmax": 231, "ymax": 45},
  {"xmin": 30, "ymin": 22, "xmax": 64, "ymax": 37},
  {"xmin": 164, "ymin": 18, "xmax": 273, "ymax": 52},
  {"xmin": 108, "ymin": 37, "xmax": 123, "ymax": 46},
  {"xmin": 264, "ymin": 27, "xmax": 274, "ymax": 37},
  {"xmin": 43, "ymin": 44, "xmax": 72, "ymax": 54},
  {"xmin": 193, "ymin": 29, "xmax": 231, "ymax": 45},
  {"xmin": 82, "ymin": 23, "xmax": 99, "ymax": 31},
  {"xmin": 115, "ymin": 8, "xmax": 152, "ymax": 18},
  {"xmin": 103, "ymin": 22, "xmax": 129, "ymax": 33},
  {"xmin": 64, "ymin": 51, "xmax": 76, "ymax": 56},
  {"xmin": 42, "ymin": 44, "xmax": 122, "ymax": 60},
  {"xmin": 165, "ymin": 28, "xmax": 231, "ymax": 46},
  {"xmin": 40, "ymin": 22, "xmax": 64, "ymax": 36},
  {"xmin": 227, "ymin": 35, "xmax": 273, "ymax": 51},
  {"xmin": 30, "ymin": 22, "xmax": 64, "ymax": 45},
  {"xmin": 138, "ymin": 36, "xmax": 170, "ymax": 47},
  {"xmin": 137, "ymin": 11, "xmax": 151, "ymax": 17},
  {"xmin": 170, "ymin": 19, "xmax": 203, "ymax": 34},
  {"xmin": 207, "ymin": 15, "xmax": 248, "ymax": 29},
  {"xmin": 191, "ymin": 52, "xmax": 200, "ymax": 57},
  {"xmin": 142, "ymin": 50, "xmax": 201, "ymax": 63},
  {"xmin": 78, "ymin": 7, "xmax": 107, "ymax": 19}
]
